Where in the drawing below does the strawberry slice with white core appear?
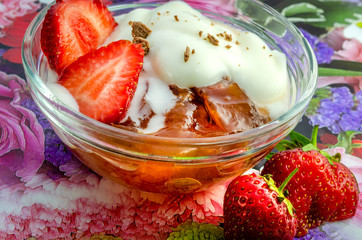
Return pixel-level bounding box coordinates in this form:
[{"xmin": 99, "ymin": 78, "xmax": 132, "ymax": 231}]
[
  {"xmin": 41, "ymin": 0, "xmax": 117, "ymax": 74},
  {"xmin": 58, "ymin": 40, "xmax": 144, "ymax": 124}
]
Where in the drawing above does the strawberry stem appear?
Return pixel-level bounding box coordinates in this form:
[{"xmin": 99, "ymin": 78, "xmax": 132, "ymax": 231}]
[
  {"xmin": 278, "ymin": 168, "xmax": 299, "ymax": 193},
  {"xmin": 311, "ymin": 125, "xmax": 319, "ymax": 148}
]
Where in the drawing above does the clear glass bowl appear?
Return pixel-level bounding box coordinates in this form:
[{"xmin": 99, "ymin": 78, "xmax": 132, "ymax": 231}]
[{"xmin": 22, "ymin": 0, "xmax": 317, "ymax": 194}]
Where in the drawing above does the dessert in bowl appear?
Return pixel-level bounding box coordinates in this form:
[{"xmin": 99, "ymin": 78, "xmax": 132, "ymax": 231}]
[{"xmin": 22, "ymin": 0, "xmax": 317, "ymax": 194}]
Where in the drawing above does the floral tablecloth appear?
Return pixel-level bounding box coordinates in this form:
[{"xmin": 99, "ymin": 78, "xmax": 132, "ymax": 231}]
[{"xmin": 1, "ymin": 0, "xmax": 361, "ymax": 239}]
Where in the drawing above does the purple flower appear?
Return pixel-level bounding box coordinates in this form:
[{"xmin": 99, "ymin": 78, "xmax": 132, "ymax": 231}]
[
  {"xmin": 339, "ymin": 110, "xmax": 361, "ymax": 132},
  {"xmin": 0, "ymin": 71, "xmax": 44, "ymax": 187},
  {"xmin": 299, "ymin": 29, "xmax": 334, "ymax": 64},
  {"xmin": 307, "ymin": 87, "xmax": 361, "ymax": 134},
  {"xmin": 21, "ymin": 98, "xmax": 74, "ymax": 172},
  {"xmin": 294, "ymin": 227, "xmax": 331, "ymax": 239}
]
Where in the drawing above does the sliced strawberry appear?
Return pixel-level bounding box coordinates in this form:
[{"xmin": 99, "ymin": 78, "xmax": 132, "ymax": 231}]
[
  {"xmin": 41, "ymin": 0, "xmax": 117, "ymax": 74},
  {"xmin": 58, "ymin": 40, "xmax": 144, "ymax": 124}
]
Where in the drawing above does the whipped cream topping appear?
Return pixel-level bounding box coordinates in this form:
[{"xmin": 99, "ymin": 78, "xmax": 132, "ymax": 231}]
[{"xmin": 106, "ymin": 1, "xmax": 290, "ymax": 123}]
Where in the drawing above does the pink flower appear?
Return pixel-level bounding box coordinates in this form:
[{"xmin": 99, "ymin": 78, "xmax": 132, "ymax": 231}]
[
  {"xmin": 335, "ymin": 38, "xmax": 362, "ymax": 62},
  {"xmin": 319, "ymin": 26, "xmax": 362, "ymax": 92},
  {"xmin": 183, "ymin": 0, "xmax": 236, "ymax": 16},
  {"xmin": 0, "ymin": 12, "xmax": 38, "ymax": 64},
  {"xmin": 0, "ymin": 71, "xmax": 44, "ymax": 187},
  {"xmin": 0, "ymin": 0, "xmax": 39, "ymax": 29},
  {"xmin": 0, "ymin": 168, "xmax": 226, "ymax": 239},
  {"xmin": 138, "ymin": 0, "xmax": 236, "ymax": 16}
]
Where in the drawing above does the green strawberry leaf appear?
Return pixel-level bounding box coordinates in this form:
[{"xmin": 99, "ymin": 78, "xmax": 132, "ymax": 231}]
[
  {"xmin": 290, "ymin": 131, "xmax": 312, "ymax": 148},
  {"xmin": 275, "ymin": 140, "xmax": 299, "ymax": 151},
  {"xmin": 302, "ymin": 143, "xmax": 319, "ymax": 152},
  {"xmin": 263, "ymin": 168, "xmax": 299, "ymax": 217},
  {"xmin": 320, "ymin": 149, "xmax": 336, "ymax": 165},
  {"xmin": 265, "ymin": 152, "xmax": 275, "ymax": 160}
]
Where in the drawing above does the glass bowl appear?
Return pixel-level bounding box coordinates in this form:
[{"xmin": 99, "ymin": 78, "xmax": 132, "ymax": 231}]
[{"xmin": 22, "ymin": 0, "xmax": 317, "ymax": 194}]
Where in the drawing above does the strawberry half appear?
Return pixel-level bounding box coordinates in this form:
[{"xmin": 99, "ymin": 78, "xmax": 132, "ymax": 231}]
[
  {"xmin": 58, "ymin": 40, "xmax": 144, "ymax": 124},
  {"xmin": 41, "ymin": 0, "xmax": 117, "ymax": 74}
]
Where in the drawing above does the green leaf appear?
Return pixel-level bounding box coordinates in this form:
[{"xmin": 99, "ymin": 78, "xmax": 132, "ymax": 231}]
[
  {"xmin": 261, "ymin": 0, "xmax": 362, "ymax": 28},
  {"xmin": 306, "ymin": 88, "xmax": 332, "ymax": 116},
  {"xmin": 265, "ymin": 152, "xmax": 275, "ymax": 160},
  {"xmin": 333, "ymin": 131, "xmax": 362, "ymax": 154},
  {"xmin": 281, "ymin": 2, "xmax": 325, "ymax": 23},
  {"xmin": 319, "ymin": 68, "xmax": 362, "ymax": 77},
  {"xmin": 311, "ymin": 125, "xmax": 319, "ymax": 147},
  {"xmin": 308, "ymin": 0, "xmax": 362, "ymax": 28},
  {"xmin": 319, "ymin": 60, "xmax": 362, "ymax": 76},
  {"xmin": 289, "ymin": 131, "xmax": 312, "ymax": 147},
  {"xmin": 352, "ymin": 142, "xmax": 362, "ymax": 149},
  {"xmin": 275, "ymin": 140, "xmax": 298, "ymax": 151},
  {"xmin": 302, "ymin": 143, "xmax": 319, "ymax": 152}
]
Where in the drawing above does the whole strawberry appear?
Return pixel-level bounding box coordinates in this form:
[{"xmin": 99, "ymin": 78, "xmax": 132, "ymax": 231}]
[
  {"xmin": 224, "ymin": 170, "xmax": 298, "ymax": 240},
  {"xmin": 328, "ymin": 161, "xmax": 359, "ymax": 221},
  {"xmin": 261, "ymin": 126, "xmax": 359, "ymax": 236}
]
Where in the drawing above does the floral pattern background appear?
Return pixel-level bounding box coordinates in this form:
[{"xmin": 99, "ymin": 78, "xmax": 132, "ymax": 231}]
[{"xmin": 0, "ymin": 0, "xmax": 361, "ymax": 239}]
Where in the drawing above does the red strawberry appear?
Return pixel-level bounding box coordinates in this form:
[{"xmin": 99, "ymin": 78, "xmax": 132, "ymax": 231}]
[
  {"xmin": 261, "ymin": 127, "xmax": 359, "ymax": 236},
  {"xmin": 223, "ymin": 170, "xmax": 298, "ymax": 240},
  {"xmin": 262, "ymin": 148, "xmax": 342, "ymax": 236},
  {"xmin": 329, "ymin": 162, "xmax": 359, "ymax": 221},
  {"xmin": 41, "ymin": 0, "xmax": 117, "ymax": 74},
  {"xmin": 58, "ymin": 40, "xmax": 144, "ymax": 124}
]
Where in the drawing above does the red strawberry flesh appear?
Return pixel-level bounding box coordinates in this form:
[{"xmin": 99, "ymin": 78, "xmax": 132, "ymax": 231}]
[
  {"xmin": 41, "ymin": 0, "xmax": 117, "ymax": 74},
  {"xmin": 58, "ymin": 40, "xmax": 144, "ymax": 124}
]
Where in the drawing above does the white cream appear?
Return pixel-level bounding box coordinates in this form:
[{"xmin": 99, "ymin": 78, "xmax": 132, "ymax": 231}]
[
  {"xmin": 47, "ymin": 1, "xmax": 291, "ymax": 133},
  {"xmin": 107, "ymin": 1, "xmax": 290, "ymax": 123}
]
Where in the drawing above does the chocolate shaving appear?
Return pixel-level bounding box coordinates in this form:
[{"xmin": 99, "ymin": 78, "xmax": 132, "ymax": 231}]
[
  {"xmin": 131, "ymin": 21, "xmax": 152, "ymax": 39},
  {"xmin": 174, "ymin": 15, "xmax": 179, "ymax": 22},
  {"xmin": 207, "ymin": 34, "xmax": 219, "ymax": 46},
  {"xmin": 133, "ymin": 37, "xmax": 150, "ymax": 55},
  {"xmin": 199, "ymin": 31, "xmax": 203, "ymax": 37},
  {"xmin": 225, "ymin": 33, "xmax": 232, "ymax": 41},
  {"xmin": 184, "ymin": 46, "xmax": 190, "ymax": 62},
  {"xmin": 223, "ymin": 76, "xmax": 230, "ymax": 81}
]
